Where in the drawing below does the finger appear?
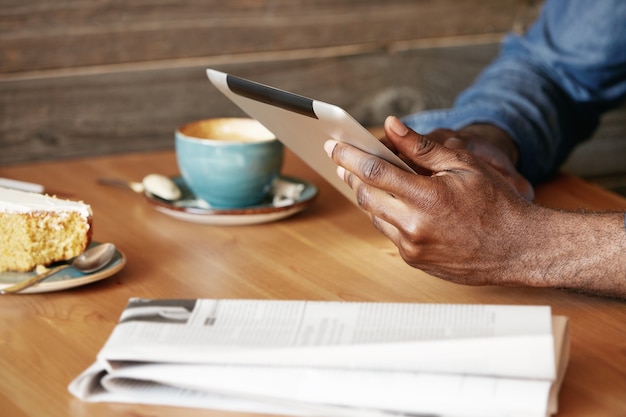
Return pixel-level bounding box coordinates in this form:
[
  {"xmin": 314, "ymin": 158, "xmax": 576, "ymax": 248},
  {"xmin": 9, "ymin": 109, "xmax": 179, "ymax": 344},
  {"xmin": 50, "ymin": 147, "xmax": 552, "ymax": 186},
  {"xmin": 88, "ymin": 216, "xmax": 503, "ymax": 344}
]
[
  {"xmin": 334, "ymin": 161, "xmax": 437, "ymax": 256},
  {"xmin": 335, "ymin": 162, "xmax": 407, "ymax": 214},
  {"xmin": 371, "ymin": 214, "xmax": 404, "ymax": 249},
  {"xmin": 384, "ymin": 116, "xmax": 473, "ymax": 174},
  {"xmin": 325, "ymin": 139, "xmax": 430, "ymax": 201},
  {"xmin": 338, "ymin": 164, "xmax": 412, "ymax": 251}
]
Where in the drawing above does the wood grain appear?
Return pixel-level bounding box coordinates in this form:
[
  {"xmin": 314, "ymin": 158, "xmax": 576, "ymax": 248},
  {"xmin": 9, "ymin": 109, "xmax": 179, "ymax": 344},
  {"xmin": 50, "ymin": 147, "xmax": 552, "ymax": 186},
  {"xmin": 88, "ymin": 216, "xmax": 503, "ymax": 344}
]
[
  {"xmin": 0, "ymin": 148, "xmax": 625, "ymax": 417},
  {"xmin": 0, "ymin": 44, "xmax": 500, "ymax": 164},
  {"xmin": 0, "ymin": 0, "xmax": 535, "ymax": 72},
  {"xmin": 0, "ymin": 0, "xmax": 541, "ymax": 164},
  {"xmin": 1, "ymin": 0, "xmax": 624, "ymax": 185}
]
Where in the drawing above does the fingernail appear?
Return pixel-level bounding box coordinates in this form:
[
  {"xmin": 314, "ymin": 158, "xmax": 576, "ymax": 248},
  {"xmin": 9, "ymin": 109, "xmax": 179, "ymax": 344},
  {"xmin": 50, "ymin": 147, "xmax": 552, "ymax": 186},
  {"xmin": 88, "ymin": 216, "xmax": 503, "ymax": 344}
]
[
  {"xmin": 336, "ymin": 166, "xmax": 346, "ymax": 179},
  {"xmin": 324, "ymin": 140, "xmax": 337, "ymax": 157},
  {"xmin": 388, "ymin": 116, "xmax": 409, "ymax": 137}
]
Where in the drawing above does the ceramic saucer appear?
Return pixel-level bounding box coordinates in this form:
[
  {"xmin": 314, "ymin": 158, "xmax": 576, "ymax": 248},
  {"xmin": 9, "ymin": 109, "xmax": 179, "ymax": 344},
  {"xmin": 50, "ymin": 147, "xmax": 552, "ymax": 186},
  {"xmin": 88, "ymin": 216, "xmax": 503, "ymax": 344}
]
[
  {"xmin": 0, "ymin": 242, "xmax": 126, "ymax": 294},
  {"xmin": 144, "ymin": 176, "xmax": 318, "ymax": 226}
]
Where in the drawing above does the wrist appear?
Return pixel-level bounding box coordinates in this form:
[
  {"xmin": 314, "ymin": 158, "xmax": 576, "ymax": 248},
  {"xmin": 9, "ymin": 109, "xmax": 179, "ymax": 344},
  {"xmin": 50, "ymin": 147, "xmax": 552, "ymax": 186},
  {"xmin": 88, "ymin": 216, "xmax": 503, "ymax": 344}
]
[{"xmin": 509, "ymin": 207, "xmax": 626, "ymax": 297}]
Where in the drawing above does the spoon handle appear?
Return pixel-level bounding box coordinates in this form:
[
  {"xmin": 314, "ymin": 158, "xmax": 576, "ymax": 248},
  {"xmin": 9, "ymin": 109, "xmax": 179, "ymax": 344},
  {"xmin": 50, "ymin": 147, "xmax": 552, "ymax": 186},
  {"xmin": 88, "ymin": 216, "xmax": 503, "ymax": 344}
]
[
  {"xmin": 97, "ymin": 178, "xmax": 144, "ymax": 193},
  {"xmin": 0, "ymin": 265, "xmax": 69, "ymax": 294}
]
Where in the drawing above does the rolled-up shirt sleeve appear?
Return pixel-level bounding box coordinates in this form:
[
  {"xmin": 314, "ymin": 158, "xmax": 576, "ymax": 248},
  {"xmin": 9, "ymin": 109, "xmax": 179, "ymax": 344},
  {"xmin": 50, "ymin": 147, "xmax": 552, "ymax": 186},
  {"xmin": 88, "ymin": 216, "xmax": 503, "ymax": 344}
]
[{"xmin": 402, "ymin": 0, "xmax": 626, "ymax": 184}]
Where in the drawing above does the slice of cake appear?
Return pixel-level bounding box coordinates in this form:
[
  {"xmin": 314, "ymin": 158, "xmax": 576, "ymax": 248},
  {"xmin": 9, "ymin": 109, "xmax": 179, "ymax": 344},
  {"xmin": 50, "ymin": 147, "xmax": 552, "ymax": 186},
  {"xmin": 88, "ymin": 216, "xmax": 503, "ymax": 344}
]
[{"xmin": 0, "ymin": 187, "xmax": 93, "ymax": 272}]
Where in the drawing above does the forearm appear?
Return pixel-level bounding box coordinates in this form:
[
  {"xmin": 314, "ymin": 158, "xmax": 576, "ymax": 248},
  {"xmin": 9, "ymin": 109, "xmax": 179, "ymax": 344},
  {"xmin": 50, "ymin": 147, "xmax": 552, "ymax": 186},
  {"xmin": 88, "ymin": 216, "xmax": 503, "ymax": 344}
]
[{"xmin": 510, "ymin": 208, "xmax": 626, "ymax": 298}]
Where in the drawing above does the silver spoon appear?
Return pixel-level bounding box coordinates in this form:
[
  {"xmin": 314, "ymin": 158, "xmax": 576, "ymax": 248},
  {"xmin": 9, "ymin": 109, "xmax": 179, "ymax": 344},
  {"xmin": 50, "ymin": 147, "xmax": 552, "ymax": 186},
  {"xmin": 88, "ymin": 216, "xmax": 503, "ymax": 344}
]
[{"xmin": 1, "ymin": 243, "xmax": 117, "ymax": 294}]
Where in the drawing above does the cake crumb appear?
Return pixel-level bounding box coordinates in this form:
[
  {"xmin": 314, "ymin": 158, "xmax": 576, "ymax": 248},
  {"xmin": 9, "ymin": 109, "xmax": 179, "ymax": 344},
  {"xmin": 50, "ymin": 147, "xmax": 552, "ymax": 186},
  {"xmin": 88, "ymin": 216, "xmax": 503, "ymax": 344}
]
[{"xmin": 35, "ymin": 265, "xmax": 49, "ymax": 274}]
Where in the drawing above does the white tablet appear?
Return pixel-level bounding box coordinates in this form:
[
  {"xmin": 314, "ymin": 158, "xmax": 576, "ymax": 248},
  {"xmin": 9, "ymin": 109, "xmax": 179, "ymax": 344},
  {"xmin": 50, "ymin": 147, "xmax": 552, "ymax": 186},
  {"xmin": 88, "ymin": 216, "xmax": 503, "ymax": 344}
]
[{"xmin": 206, "ymin": 68, "xmax": 414, "ymax": 206}]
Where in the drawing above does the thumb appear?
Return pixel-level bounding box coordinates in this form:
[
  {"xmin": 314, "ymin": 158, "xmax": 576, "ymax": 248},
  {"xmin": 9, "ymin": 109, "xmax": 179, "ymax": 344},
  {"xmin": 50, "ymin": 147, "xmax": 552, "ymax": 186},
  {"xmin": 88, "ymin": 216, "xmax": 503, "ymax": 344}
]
[{"xmin": 384, "ymin": 116, "xmax": 463, "ymax": 174}]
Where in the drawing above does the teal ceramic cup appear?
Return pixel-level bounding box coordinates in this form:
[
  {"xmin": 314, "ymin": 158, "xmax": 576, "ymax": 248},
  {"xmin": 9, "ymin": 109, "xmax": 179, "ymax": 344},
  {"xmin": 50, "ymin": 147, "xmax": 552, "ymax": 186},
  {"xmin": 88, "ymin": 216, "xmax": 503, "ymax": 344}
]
[{"xmin": 175, "ymin": 118, "xmax": 284, "ymax": 208}]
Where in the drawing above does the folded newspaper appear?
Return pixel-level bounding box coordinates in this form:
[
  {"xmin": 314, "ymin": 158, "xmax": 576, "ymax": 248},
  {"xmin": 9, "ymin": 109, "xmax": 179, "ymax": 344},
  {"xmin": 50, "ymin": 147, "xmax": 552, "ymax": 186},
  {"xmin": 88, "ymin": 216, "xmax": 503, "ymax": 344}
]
[{"xmin": 69, "ymin": 299, "xmax": 570, "ymax": 417}]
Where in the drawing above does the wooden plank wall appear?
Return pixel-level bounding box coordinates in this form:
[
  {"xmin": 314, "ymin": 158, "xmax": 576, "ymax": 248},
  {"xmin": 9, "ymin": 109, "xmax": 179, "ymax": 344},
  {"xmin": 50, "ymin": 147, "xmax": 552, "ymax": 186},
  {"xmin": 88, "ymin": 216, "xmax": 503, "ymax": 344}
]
[{"xmin": 0, "ymin": 0, "xmax": 623, "ymax": 182}]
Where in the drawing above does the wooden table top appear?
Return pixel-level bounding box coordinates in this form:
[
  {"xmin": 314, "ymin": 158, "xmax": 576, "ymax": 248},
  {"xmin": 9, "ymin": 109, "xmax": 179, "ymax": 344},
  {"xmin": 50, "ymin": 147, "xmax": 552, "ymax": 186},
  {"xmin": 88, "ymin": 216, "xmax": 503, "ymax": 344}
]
[{"xmin": 1, "ymin": 149, "xmax": 625, "ymax": 417}]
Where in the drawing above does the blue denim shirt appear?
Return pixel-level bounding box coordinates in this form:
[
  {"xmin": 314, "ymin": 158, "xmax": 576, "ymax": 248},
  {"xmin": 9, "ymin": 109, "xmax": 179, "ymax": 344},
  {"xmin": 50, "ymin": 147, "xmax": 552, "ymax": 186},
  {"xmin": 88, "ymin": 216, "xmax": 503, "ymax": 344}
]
[{"xmin": 402, "ymin": 0, "xmax": 626, "ymax": 184}]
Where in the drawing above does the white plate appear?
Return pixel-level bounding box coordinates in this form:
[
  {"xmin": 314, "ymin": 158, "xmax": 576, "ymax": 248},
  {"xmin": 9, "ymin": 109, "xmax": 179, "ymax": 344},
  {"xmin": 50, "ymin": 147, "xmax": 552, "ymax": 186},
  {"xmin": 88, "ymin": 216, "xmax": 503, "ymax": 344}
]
[
  {"xmin": 0, "ymin": 243, "xmax": 126, "ymax": 294},
  {"xmin": 144, "ymin": 176, "xmax": 318, "ymax": 226}
]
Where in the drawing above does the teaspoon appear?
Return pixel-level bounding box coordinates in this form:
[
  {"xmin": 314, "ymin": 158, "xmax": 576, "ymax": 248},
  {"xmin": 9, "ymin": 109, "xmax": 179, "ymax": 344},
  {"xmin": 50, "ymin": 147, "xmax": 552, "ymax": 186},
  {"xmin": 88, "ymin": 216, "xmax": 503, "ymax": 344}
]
[
  {"xmin": 98, "ymin": 174, "xmax": 181, "ymax": 201},
  {"xmin": 1, "ymin": 243, "xmax": 117, "ymax": 294}
]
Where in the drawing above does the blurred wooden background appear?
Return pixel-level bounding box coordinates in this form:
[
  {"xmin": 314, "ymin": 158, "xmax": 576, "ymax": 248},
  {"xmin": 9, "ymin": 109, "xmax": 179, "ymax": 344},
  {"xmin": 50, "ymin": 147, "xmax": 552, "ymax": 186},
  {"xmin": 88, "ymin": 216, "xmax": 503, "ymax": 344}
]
[{"xmin": 1, "ymin": 0, "xmax": 624, "ymax": 192}]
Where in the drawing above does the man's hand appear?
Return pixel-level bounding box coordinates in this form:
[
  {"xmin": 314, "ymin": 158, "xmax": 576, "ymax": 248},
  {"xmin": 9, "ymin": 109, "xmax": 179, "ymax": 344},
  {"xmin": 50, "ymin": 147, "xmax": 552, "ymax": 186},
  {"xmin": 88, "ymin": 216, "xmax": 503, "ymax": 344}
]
[
  {"xmin": 325, "ymin": 116, "xmax": 626, "ymax": 298},
  {"xmin": 430, "ymin": 124, "xmax": 534, "ymax": 200},
  {"xmin": 324, "ymin": 116, "xmax": 536, "ymax": 286}
]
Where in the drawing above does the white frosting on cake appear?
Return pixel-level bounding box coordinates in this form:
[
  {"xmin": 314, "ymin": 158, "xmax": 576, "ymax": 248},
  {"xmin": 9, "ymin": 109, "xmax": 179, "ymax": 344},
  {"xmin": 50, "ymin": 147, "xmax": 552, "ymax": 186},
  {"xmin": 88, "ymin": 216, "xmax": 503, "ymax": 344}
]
[{"xmin": 0, "ymin": 187, "xmax": 92, "ymax": 218}]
